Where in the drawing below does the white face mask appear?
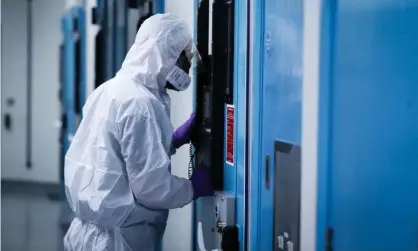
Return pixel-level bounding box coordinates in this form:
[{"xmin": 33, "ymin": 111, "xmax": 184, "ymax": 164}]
[{"xmin": 165, "ymin": 65, "xmax": 191, "ymax": 91}]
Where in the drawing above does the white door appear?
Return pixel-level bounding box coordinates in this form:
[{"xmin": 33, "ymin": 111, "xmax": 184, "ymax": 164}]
[
  {"xmin": 30, "ymin": 0, "xmax": 63, "ymax": 183},
  {"xmin": 1, "ymin": 0, "xmax": 29, "ymax": 180},
  {"xmin": 2, "ymin": 0, "xmax": 62, "ymax": 183}
]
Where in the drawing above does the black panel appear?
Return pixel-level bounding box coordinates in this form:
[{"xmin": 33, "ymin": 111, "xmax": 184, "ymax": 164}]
[
  {"xmin": 74, "ymin": 38, "xmax": 82, "ymax": 115},
  {"xmin": 92, "ymin": 7, "xmax": 100, "ymax": 25},
  {"xmin": 195, "ymin": 0, "xmax": 220, "ymax": 189},
  {"xmin": 273, "ymin": 141, "xmax": 301, "ymax": 251},
  {"xmin": 127, "ymin": 0, "xmax": 147, "ymax": 9},
  {"xmin": 213, "ymin": 0, "xmax": 234, "ymax": 104},
  {"xmin": 95, "ymin": 29, "xmax": 105, "ymax": 89},
  {"xmin": 197, "ymin": 0, "xmax": 209, "ymax": 57},
  {"xmin": 195, "ymin": 0, "xmax": 235, "ymax": 190},
  {"xmin": 136, "ymin": 12, "xmax": 153, "ymax": 32}
]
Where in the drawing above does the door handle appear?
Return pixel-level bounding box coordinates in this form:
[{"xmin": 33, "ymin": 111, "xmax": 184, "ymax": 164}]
[
  {"xmin": 265, "ymin": 154, "xmax": 270, "ymax": 189},
  {"xmin": 4, "ymin": 113, "xmax": 12, "ymax": 131},
  {"xmin": 4, "ymin": 97, "xmax": 15, "ymax": 131}
]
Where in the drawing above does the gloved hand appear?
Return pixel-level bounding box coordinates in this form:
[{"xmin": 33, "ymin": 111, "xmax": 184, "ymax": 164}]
[
  {"xmin": 172, "ymin": 113, "xmax": 196, "ymax": 149},
  {"xmin": 190, "ymin": 165, "xmax": 214, "ymax": 200}
]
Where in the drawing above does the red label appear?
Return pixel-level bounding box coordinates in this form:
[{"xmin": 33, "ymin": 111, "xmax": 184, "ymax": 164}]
[{"xmin": 226, "ymin": 105, "xmax": 235, "ymax": 165}]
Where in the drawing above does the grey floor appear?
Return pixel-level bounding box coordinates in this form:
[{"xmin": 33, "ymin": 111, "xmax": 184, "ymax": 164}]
[{"xmin": 1, "ymin": 182, "xmax": 68, "ymax": 251}]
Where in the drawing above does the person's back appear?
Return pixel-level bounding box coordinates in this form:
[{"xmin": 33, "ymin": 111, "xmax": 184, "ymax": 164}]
[
  {"xmin": 63, "ymin": 13, "xmax": 211, "ymax": 251},
  {"xmin": 64, "ymin": 74, "xmax": 173, "ymax": 249}
]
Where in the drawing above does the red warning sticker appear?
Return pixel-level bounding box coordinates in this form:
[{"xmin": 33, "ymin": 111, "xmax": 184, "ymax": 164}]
[{"xmin": 226, "ymin": 104, "xmax": 235, "ymax": 166}]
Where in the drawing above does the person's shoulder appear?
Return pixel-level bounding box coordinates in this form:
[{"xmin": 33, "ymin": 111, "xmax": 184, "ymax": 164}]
[
  {"xmin": 114, "ymin": 95, "xmax": 153, "ymax": 130},
  {"xmin": 109, "ymin": 91, "xmax": 153, "ymax": 124},
  {"xmin": 104, "ymin": 79, "xmax": 150, "ymax": 108},
  {"xmin": 118, "ymin": 95, "xmax": 152, "ymax": 117}
]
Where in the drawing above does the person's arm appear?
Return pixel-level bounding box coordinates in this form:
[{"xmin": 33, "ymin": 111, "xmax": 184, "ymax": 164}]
[
  {"xmin": 171, "ymin": 113, "xmax": 196, "ymax": 150},
  {"xmin": 118, "ymin": 111, "xmax": 194, "ymax": 210}
]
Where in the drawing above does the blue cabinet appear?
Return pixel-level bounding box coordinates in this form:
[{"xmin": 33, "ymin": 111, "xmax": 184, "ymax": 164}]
[{"xmin": 322, "ymin": 1, "xmax": 418, "ymax": 250}]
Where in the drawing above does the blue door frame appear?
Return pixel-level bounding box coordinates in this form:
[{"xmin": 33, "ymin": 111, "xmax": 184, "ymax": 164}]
[
  {"xmin": 248, "ymin": 0, "xmax": 264, "ymax": 248},
  {"xmin": 233, "ymin": 0, "xmax": 249, "ymax": 250},
  {"xmin": 316, "ymin": 0, "xmax": 335, "ymax": 250}
]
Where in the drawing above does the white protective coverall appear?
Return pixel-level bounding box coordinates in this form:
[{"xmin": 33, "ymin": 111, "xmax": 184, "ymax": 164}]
[{"xmin": 63, "ymin": 13, "xmax": 194, "ymax": 251}]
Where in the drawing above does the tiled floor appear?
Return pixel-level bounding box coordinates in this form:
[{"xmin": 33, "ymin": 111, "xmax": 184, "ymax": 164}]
[{"xmin": 1, "ymin": 182, "xmax": 68, "ymax": 251}]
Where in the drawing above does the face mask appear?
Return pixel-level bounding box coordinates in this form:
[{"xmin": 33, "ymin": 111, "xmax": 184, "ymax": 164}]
[{"xmin": 165, "ymin": 51, "xmax": 192, "ymax": 91}]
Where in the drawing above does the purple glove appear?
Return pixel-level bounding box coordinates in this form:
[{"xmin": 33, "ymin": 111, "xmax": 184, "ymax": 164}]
[
  {"xmin": 190, "ymin": 165, "xmax": 214, "ymax": 200},
  {"xmin": 172, "ymin": 113, "xmax": 196, "ymax": 149}
]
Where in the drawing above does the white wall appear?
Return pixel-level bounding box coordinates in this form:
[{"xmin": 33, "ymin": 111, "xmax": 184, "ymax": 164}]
[
  {"xmin": 163, "ymin": 0, "xmax": 195, "ymax": 251},
  {"xmin": 30, "ymin": 0, "xmax": 64, "ymax": 184},
  {"xmin": 1, "ymin": 0, "xmax": 29, "ymax": 181},
  {"xmin": 301, "ymin": 0, "xmax": 321, "ymax": 250},
  {"xmin": 1, "ymin": 0, "xmax": 64, "ymax": 183}
]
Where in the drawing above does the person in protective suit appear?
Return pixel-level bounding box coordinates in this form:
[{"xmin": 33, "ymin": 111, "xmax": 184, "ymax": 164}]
[{"xmin": 63, "ymin": 13, "xmax": 213, "ymax": 251}]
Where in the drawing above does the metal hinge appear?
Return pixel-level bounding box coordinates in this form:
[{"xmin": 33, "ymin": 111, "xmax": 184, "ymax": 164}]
[{"xmin": 325, "ymin": 227, "xmax": 333, "ymax": 251}]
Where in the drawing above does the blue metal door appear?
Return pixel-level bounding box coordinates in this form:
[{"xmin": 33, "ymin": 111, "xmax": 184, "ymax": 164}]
[
  {"xmin": 253, "ymin": 0, "xmax": 304, "ymax": 250},
  {"xmin": 323, "ymin": 1, "xmax": 418, "ymax": 250}
]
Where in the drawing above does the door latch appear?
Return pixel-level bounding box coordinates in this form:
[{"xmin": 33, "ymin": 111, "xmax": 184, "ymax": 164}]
[
  {"xmin": 265, "ymin": 154, "xmax": 270, "ymax": 189},
  {"xmin": 4, "ymin": 113, "xmax": 12, "ymax": 131},
  {"xmin": 325, "ymin": 227, "xmax": 333, "ymax": 251}
]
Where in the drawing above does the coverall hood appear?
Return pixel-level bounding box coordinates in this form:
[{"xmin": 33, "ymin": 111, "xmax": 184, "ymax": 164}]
[{"xmin": 117, "ymin": 13, "xmax": 193, "ymax": 92}]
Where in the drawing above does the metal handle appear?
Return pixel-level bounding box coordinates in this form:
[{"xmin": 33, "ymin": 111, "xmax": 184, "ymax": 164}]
[
  {"xmin": 4, "ymin": 113, "xmax": 12, "ymax": 131},
  {"xmin": 4, "ymin": 97, "xmax": 15, "ymax": 131},
  {"xmin": 265, "ymin": 154, "xmax": 270, "ymax": 189},
  {"xmin": 325, "ymin": 227, "xmax": 333, "ymax": 251}
]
